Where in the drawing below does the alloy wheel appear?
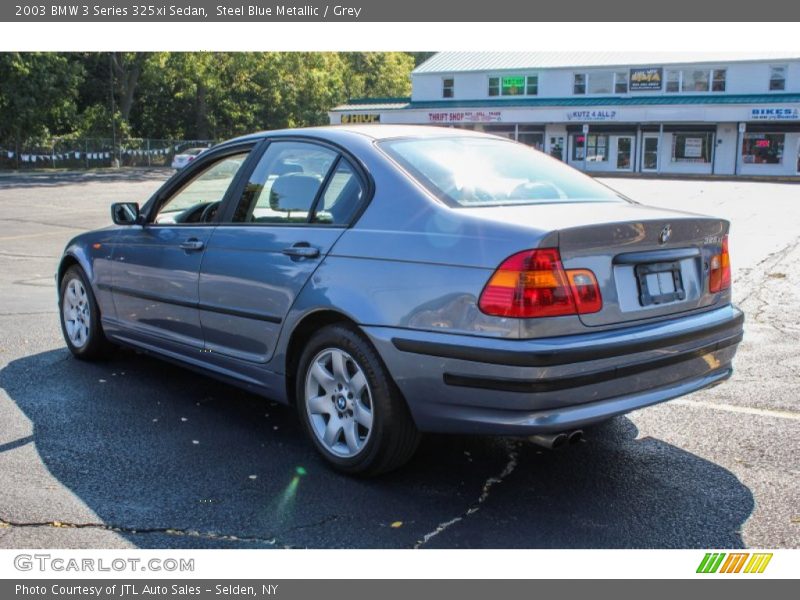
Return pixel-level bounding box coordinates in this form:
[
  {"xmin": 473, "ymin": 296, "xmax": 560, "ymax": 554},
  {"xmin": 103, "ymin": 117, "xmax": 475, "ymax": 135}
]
[
  {"xmin": 62, "ymin": 277, "xmax": 91, "ymax": 348},
  {"xmin": 304, "ymin": 347, "xmax": 374, "ymax": 458}
]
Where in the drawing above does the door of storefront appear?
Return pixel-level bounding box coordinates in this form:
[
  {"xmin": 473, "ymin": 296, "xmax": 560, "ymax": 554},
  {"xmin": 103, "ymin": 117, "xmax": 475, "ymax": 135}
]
[
  {"xmin": 549, "ymin": 136, "xmax": 566, "ymax": 161},
  {"xmin": 613, "ymin": 135, "xmax": 634, "ymax": 171},
  {"xmin": 642, "ymin": 134, "xmax": 659, "ymax": 171}
]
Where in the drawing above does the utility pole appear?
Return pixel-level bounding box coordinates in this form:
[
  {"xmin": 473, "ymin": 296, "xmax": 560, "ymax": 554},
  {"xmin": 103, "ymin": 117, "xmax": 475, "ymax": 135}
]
[{"xmin": 109, "ymin": 53, "xmax": 117, "ymax": 167}]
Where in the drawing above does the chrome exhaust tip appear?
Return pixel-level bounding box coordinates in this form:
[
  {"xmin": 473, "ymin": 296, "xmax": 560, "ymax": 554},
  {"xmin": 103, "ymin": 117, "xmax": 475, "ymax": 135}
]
[
  {"xmin": 528, "ymin": 432, "xmax": 569, "ymax": 450},
  {"xmin": 567, "ymin": 430, "xmax": 584, "ymax": 445}
]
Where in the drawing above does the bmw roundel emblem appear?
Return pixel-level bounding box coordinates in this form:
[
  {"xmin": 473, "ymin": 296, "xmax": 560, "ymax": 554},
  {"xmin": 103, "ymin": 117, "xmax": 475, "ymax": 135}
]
[{"xmin": 659, "ymin": 224, "xmax": 672, "ymax": 245}]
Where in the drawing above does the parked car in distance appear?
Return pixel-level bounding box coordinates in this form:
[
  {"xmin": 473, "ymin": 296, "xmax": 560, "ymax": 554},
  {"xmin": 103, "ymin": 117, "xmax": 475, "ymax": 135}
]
[
  {"xmin": 171, "ymin": 147, "xmax": 208, "ymax": 170},
  {"xmin": 57, "ymin": 125, "xmax": 743, "ymax": 476}
]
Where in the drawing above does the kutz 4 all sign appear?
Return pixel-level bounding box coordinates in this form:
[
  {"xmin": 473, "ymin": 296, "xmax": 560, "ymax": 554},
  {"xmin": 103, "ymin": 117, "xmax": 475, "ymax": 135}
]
[
  {"xmin": 566, "ymin": 110, "xmax": 617, "ymax": 121},
  {"xmin": 341, "ymin": 114, "xmax": 381, "ymax": 124},
  {"xmin": 696, "ymin": 552, "xmax": 773, "ymax": 574},
  {"xmin": 630, "ymin": 67, "xmax": 663, "ymax": 91}
]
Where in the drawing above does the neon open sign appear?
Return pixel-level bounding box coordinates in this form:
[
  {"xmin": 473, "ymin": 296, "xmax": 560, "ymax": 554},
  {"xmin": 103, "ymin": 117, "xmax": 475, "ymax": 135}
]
[{"xmin": 502, "ymin": 76, "xmax": 525, "ymax": 88}]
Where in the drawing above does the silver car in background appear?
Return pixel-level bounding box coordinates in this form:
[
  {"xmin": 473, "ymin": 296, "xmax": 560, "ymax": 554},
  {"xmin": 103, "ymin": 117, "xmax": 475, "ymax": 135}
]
[
  {"xmin": 57, "ymin": 125, "xmax": 743, "ymax": 476},
  {"xmin": 171, "ymin": 147, "xmax": 208, "ymax": 170}
]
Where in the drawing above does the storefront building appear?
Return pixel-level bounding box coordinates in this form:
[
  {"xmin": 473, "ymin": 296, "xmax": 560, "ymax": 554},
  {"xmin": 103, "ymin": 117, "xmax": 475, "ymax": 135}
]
[{"xmin": 329, "ymin": 52, "xmax": 800, "ymax": 177}]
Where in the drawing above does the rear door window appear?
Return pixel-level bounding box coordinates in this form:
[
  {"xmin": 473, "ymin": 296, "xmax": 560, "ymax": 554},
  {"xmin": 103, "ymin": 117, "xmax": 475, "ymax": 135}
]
[
  {"xmin": 232, "ymin": 142, "xmax": 335, "ymax": 224},
  {"xmin": 230, "ymin": 141, "xmax": 366, "ymax": 226}
]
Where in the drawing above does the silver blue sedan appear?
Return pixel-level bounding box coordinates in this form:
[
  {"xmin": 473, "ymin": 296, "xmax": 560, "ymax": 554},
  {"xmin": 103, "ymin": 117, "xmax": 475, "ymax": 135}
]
[{"xmin": 57, "ymin": 125, "xmax": 743, "ymax": 475}]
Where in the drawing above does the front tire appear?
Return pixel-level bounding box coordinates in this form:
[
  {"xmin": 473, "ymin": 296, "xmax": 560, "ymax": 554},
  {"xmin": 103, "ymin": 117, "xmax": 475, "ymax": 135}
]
[
  {"xmin": 296, "ymin": 324, "xmax": 420, "ymax": 476},
  {"xmin": 59, "ymin": 265, "xmax": 113, "ymax": 360}
]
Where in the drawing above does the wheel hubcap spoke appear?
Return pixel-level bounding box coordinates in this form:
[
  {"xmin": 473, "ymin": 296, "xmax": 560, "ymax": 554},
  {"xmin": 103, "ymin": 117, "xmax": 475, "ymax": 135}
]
[
  {"xmin": 323, "ymin": 415, "xmax": 343, "ymax": 447},
  {"xmin": 350, "ymin": 370, "xmax": 367, "ymax": 398},
  {"xmin": 307, "ymin": 394, "xmax": 332, "ymax": 416},
  {"xmin": 330, "ymin": 351, "xmax": 348, "ymax": 382},
  {"xmin": 343, "ymin": 418, "xmax": 360, "ymax": 453},
  {"xmin": 354, "ymin": 402, "xmax": 373, "ymax": 430}
]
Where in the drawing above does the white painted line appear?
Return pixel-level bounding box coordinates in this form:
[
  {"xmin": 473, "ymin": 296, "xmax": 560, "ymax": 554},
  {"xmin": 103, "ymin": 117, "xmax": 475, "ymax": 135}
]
[{"xmin": 671, "ymin": 398, "xmax": 800, "ymax": 421}]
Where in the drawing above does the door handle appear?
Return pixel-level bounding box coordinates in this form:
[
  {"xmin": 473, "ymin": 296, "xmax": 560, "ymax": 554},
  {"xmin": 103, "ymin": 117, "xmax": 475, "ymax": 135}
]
[
  {"xmin": 179, "ymin": 238, "xmax": 205, "ymax": 251},
  {"xmin": 282, "ymin": 243, "xmax": 320, "ymax": 259}
]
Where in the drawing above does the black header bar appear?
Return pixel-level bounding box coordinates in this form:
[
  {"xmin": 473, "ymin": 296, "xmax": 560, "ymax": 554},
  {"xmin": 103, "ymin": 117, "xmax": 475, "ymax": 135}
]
[{"xmin": 2, "ymin": 0, "xmax": 800, "ymax": 22}]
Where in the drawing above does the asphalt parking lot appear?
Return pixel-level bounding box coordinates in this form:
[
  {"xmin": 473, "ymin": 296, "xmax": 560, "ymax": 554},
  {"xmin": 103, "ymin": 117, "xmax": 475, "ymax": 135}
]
[{"xmin": 0, "ymin": 169, "xmax": 798, "ymax": 549}]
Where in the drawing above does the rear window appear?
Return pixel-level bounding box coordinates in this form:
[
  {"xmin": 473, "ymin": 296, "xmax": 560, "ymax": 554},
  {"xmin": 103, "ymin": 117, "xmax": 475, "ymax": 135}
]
[{"xmin": 379, "ymin": 136, "xmax": 623, "ymax": 207}]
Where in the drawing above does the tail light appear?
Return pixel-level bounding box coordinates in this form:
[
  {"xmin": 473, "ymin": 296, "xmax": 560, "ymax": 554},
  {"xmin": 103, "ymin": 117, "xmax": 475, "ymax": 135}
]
[
  {"xmin": 478, "ymin": 248, "xmax": 602, "ymax": 318},
  {"xmin": 709, "ymin": 234, "xmax": 731, "ymax": 293}
]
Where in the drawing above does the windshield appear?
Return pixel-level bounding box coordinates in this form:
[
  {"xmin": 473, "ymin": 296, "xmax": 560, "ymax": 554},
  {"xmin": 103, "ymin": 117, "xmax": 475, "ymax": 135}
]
[{"xmin": 379, "ymin": 136, "xmax": 624, "ymax": 207}]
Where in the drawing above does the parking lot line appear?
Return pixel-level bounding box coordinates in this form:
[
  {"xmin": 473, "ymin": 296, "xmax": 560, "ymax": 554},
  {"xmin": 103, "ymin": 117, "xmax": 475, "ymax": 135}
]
[{"xmin": 670, "ymin": 398, "xmax": 800, "ymax": 421}]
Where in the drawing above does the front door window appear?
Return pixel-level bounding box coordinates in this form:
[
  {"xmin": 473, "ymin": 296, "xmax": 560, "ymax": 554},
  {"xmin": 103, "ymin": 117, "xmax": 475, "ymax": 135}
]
[{"xmin": 153, "ymin": 152, "xmax": 250, "ymax": 224}]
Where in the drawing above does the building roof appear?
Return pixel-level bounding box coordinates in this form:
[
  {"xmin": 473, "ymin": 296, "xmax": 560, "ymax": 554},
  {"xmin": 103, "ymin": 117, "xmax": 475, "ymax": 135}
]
[
  {"xmin": 330, "ymin": 93, "xmax": 800, "ymax": 112},
  {"xmin": 331, "ymin": 97, "xmax": 412, "ymax": 111},
  {"xmin": 413, "ymin": 52, "xmax": 800, "ymax": 74}
]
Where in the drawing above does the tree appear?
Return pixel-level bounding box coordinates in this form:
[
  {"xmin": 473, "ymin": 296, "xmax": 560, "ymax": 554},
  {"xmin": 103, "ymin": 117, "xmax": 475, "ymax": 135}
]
[
  {"xmin": 0, "ymin": 52, "xmax": 83, "ymax": 147},
  {"xmin": 1, "ymin": 52, "xmax": 421, "ymax": 145},
  {"xmin": 110, "ymin": 52, "xmax": 148, "ymax": 123}
]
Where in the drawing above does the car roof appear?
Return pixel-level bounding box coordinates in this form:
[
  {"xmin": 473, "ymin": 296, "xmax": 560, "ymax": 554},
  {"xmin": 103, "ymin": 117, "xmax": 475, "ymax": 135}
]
[{"xmin": 223, "ymin": 124, "xmax": 493, "ymax": 146}]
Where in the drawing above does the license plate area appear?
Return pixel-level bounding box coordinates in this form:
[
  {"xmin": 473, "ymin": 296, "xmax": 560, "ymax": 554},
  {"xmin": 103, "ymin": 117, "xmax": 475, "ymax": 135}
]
[{"xmin": 635, "ymin": 260, "xmax": 685, "ymax": 306}]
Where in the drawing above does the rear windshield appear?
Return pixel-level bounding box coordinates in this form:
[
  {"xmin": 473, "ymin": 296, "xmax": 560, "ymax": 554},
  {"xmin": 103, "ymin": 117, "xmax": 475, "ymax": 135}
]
[{"xmin": 379, "ymin": 136, "xmax": 623, "ymax": 207}]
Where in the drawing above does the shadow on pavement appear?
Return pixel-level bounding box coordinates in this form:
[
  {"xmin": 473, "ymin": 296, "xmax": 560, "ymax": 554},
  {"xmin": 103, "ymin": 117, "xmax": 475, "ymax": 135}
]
[{"xmin": 0, "ymin": 347, "xmax": 754, "ymax": 549}]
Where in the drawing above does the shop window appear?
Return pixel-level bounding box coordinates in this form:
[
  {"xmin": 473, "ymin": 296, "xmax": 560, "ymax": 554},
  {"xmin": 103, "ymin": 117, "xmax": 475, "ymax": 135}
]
[
  {"xmin": 573, "ymin": 73, "xmax": 586, "ymax": 95},
  {"xmin": 572, "ymin": 134, "xmax": 608, "ymax": 162},
  {"xmin": 588, "ymin": 71, "xmax": 614, "ymax": 94},
  {"xmin": 488, "ymin": 77, "xmax": 500, "ymax": 97},
  {"xmin": 682, "ymin": 69, "xmax": 710, "ymax": 92},
  {"xmin": 666, "ymin": 70, "xmax": 680, "ymax": 92},
  {"xmin": 742, "ymin": 133, "xmax": 785, "ymax": 164},
  {"xmin": 501, "ymin": 76, "xmax": 525, "ymax": 95},
  {"xmin": 769, "ymin": 66, "xmax": 787, "ymax": 91},
  {"xmin": 712, "ymin": 69, "xmax": 726, "ymax": 92},
  {"xmin": 671, "ymin": 133, "xmax": 713, "ymax": 163},
  {"xmin": 614, "ymin": 71, "xmax": 628, "ymax": 94},
  {"xmin": 518, "ymin": 126, "xmax": 544, "ymax": 150},
  {"xmin": 526, "ymin": 75, "xmax": 539, "ymax": 96},
  {"xmin": 442, "ymin": 77, "xmax": 454, "ymax": 99}
]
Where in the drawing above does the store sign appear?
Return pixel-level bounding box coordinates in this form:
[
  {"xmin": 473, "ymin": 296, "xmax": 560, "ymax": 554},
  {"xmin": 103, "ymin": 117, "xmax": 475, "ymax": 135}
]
[
  {"xmin": 684, "ymin": 138, "xmax": 704, "ymax": 158},
  {"xmin": 750, "ymin": 107, "xmax": 799, "ymax": 120},
  {"xmin": 566, "ymin": 110, "xmax": 617, "ymax": 121},
  {"xmin": 629, "ymin": 67, "xmax": 663, "ymax": 91},
  {"xmin": 340, "ymin": 113, "xmax": 381, "ymax": 124},
  {"xmin": 502, "ymin": 76, "xmax": 525, "ymax": 87},
  {"xmin": 428, "ymin": 111, "xmax": 503, "ymax": 123}
]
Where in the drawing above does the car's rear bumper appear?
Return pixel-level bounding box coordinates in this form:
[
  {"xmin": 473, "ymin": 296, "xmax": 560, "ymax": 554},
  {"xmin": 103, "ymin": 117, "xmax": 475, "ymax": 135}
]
[{"xmin": 362, "ymin": 305, "xmax": 743, "ymax": 434}]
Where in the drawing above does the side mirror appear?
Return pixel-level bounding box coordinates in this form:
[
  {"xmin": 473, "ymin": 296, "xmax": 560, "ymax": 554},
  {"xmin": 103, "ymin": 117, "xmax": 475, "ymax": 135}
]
[{"xmin": 111, "ymin": 202, "xmax": 141, "ymax": 225}]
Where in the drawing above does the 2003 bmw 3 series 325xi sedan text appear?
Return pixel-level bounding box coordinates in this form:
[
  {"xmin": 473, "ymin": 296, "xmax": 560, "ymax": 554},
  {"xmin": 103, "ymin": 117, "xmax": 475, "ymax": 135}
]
[{"xmin": 57, "ymin": 125, "xmax": 743, "ymax": 475}]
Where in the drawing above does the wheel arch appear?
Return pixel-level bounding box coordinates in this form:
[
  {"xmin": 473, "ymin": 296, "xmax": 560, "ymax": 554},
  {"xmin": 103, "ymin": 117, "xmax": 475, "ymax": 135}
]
[
  {"xmin": 57, "ymin": 251, "xmax": 92, "ymax": 288},
  {"xmin": 282, "ymin": 309, "xmax": 361, "ymax": 406}
]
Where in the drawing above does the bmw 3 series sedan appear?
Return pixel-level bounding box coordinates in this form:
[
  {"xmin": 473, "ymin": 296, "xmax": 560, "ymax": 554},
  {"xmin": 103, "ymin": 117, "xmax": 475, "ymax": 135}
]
[{"xmin": 57, "ymin": 125, "xmax": 743, "ymax": 475}]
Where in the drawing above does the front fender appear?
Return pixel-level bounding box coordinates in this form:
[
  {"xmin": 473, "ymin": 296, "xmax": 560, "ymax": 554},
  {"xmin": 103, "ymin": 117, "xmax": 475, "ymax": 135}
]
[{"xmin": 56, "ymin": 230, "xmax": 118, "ymax": 319}]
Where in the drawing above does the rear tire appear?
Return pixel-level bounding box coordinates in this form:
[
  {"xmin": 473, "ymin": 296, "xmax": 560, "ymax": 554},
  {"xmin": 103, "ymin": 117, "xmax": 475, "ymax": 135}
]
[
  {"xmin": 59, "ymin": 265, "xmax": 114, "ymax": 360},
  {"xmin": 295, "ymin": 323, "xmax": 420, "ymax": 476}
]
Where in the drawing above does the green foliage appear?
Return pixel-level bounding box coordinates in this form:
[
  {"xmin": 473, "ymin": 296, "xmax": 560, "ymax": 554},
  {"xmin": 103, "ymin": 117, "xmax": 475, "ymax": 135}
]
[
  {"xmin": 0, "ymin": 52, "xmax": 84, "ymax": 145},
  {"xmin": 0, "ymin": 52, "xmax": 419, "ymax": 144}
]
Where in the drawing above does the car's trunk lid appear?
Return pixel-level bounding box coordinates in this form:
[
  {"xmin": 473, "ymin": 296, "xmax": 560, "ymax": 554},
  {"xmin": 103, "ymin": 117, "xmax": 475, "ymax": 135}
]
[{"xmin": 552, "ymin": 203, "xmax": 728, "ymax": 327}]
